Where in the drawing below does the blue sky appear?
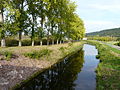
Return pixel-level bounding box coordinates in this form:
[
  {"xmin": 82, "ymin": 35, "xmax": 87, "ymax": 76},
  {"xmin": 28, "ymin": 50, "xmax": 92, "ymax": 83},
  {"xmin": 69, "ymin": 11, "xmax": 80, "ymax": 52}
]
[{"xmin": 72, "ymin": 0, "xmax": 120, "ymax": 33}]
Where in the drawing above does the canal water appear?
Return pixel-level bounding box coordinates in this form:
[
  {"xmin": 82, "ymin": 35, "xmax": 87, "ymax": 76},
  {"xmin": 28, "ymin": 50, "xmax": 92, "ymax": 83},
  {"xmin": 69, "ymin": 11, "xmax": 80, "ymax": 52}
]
[{"xmin": 16, "ymin": 44, "xmax": 99, "ymax": 90}]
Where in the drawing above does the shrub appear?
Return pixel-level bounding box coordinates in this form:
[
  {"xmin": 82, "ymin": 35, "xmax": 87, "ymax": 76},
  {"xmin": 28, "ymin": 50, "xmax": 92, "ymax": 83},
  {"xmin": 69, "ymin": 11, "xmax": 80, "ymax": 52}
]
[
  {"xmin": 87, "ymin": 36, "xmax": 117, "ymax": 41},
  {"xmin": 0, "ymin": 51, "xmax": 13, "ymax": 60},
  {"xmin": 4, "ymin": 51, "xmax": 13, "ymax": 60},
  {"xmin": 68, "ymin": 42, "xmax": 73, "ymax": 47},
  {"xmin": 24, "ymin": 49, "xmax": 52, "ymax": 59},
  {"xmin": 6, "ymin": 38, "xmax": 18, "ymax": 46},
  {"xmin": 114, "ymin": 42, "xmax": 120, "ymax": 46},
  {"xmin": 22, "ymin": 39, "xmax": 31, "ymax": 46}
]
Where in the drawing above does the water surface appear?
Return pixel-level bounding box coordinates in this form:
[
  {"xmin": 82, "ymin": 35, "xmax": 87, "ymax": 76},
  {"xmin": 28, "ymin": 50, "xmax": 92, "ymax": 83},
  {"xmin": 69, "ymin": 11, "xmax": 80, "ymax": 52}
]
[{"xmin": 16, "ymin": 44, "xmax": 99, "ymax": 90}]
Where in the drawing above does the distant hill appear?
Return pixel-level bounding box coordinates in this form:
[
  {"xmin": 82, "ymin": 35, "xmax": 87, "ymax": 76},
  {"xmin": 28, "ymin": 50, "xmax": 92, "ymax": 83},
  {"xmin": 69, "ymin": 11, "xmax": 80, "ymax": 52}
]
[{"xmin": 86, "ymin": 28, "xmax": 120, "ymax": 37}]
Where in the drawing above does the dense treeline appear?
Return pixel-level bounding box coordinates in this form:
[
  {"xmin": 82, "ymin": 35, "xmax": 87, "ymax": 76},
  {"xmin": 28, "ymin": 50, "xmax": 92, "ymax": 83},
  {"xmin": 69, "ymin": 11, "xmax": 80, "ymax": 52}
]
[
  {"xmin": 87, "ymin": 36, "xmax": 117, "ymax": 41},
  {"xmin": 86, "ymin": 28, "xmax": 120, "ymax": 37},
  {"xmin": 0, "ymin": 0, "xmax": 85, "ymax": 47}
]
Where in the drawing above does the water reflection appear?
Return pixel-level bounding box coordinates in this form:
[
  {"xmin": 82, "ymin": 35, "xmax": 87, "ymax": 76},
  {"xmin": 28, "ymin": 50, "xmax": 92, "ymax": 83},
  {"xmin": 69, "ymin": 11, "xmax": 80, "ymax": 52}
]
[
  {"xmin": 74, "ymin": 44, "xmax": 99, "ymax": 90},
  {"xmin": 16, "ymin": 44, "xmax": 99, "ymax": 90},
  {"xmin": 16, "ymin": 49, "xmax": 84, "ymax": 90}
]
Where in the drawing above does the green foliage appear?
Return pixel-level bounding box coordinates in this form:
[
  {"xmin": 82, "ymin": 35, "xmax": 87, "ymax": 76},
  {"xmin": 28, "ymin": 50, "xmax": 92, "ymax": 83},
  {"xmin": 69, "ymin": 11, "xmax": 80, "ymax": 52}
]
[
  {"xmin": 4, "ymin": 51, "xmax": 13, "ymax": 60},
  {"xmin": 22, "ymin": 39, "xmax": 32, "ymax": 46},
  {"xmin": 117, "ymin": 37, "xmax": 120, "ymax": 41},
  {"xmin": 114, "ymin": 42, "xmax": 120, "ymax": 46},
  {"xmin": 0, "ymin": 0, "xmax": 85, "ymax": 47},
  {"xmin": 5, "ymin": 38, "xmax": 18, "ymax": 46},
  {"xmin": 0, "ymin": 51, "xmax": 13, "ymax": 60},
  {"xmin": 68, "ymin": 42, "xmax": 73, "ymax": 47},
  {"xmin": 87, "ymin": 36, "xmax": 117, "ymax": 41},
  {"xmin": 24, "ymin": 49, "xmax": 52, "ymax": 59}
]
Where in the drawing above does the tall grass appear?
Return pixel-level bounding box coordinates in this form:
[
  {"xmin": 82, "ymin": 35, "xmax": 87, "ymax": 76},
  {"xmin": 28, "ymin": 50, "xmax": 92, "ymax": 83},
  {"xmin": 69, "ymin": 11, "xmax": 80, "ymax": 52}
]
[
  {"xmin": 24, "ymin": 49, "xmax": 52, "ymax": 59},
  {"xmin": 0, "ymin": 51, "xmax": 13, "ymax": 60}
]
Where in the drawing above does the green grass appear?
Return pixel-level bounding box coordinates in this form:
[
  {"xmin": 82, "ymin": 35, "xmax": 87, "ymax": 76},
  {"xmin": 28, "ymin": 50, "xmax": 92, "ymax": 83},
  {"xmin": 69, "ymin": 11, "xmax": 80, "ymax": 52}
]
[
  {"xmin": 106, "ymin": 41, "xmax": 118, "ymax": 45},
  {"xmin": 107, "ymin": 45, "xmax": 120, "ymax": 54},
  {"xmin": 87, "ymin": 40, "xmax": 120, "ymax": 90},
  {"xmin": 0, "ymin": 42, "xmax": 85, "ymax": 62},
  {"xmin": 0, "ymin": 51, "xmax": 13, "ymax": 60},
  {"xmin": 24, "ymin": 48, "xmax": 52, "ymax": 59}
]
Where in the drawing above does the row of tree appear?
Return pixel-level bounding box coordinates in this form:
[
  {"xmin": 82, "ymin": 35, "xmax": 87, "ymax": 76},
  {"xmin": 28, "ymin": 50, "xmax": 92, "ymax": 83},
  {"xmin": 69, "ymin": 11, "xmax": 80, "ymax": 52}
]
[{"xmin": 0, "ymin": 0, "xmax": 85, "ymax": 47}]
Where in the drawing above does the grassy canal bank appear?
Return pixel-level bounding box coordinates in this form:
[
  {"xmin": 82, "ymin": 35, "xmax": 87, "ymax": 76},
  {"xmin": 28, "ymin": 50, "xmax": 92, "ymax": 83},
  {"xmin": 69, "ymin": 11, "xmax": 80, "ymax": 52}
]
[
  {"xmin": 1, "ymin": 40, "xmax": 120, "ymax": 89},
  {"xmin": 0, "ymin": 42, "xmax": 84, "ymax": 89},
  {"xmin": 87, "ymin": 40, "xmax": 120, "ymax": 90}
]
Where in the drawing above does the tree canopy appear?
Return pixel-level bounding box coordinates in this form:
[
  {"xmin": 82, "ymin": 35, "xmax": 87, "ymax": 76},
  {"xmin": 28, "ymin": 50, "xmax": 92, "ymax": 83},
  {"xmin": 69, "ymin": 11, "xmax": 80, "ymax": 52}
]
[{"xmin": 0, "ymin": 0, "xmax": 85, "ymax": 47}]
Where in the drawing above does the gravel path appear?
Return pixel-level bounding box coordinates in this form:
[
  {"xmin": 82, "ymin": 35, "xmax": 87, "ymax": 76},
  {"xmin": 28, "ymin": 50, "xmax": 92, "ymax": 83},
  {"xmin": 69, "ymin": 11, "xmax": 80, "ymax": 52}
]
[
  {"xmin": 108, "ymin": 44, "xmax": 120, "ymax": 50},
  {"xmin": 98, "ymin": 41, "xmax": 120, "ymax": 50}
]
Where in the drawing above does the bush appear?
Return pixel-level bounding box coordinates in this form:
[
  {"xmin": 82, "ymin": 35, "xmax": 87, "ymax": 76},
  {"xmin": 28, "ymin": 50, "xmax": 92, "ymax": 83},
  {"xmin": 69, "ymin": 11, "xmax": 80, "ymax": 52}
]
[
  {"xmin": 0, "ymin": 38, "xmax": 65, "ymax": 47},
  {"xmin": 24, "ymin": 49, "xmax": 52, "ymax": 59},
  {"xmin": 22, "ymin": 39, "xmax": 31, "ymax": 46},
  {"xmin": 68, "ymin": 42, "xmax": 73, "ymax": 47},
  {"xmin": 4, "ymin": 51, "xmax": 13, "ymax": 60},
  {"xmin": 87, "ymin": 36, "xmax": 117, "ymax": 41},
  {"xmin": 6, "ymin": 38, "xmax": 18, "ymax": 46},
  {"xmin": 114, "ymin": 42, "xmax": 120, "ymax": 46},
  {"xmin": 0, "ymin": 51, "xmax": 13, "ymax": 60}
]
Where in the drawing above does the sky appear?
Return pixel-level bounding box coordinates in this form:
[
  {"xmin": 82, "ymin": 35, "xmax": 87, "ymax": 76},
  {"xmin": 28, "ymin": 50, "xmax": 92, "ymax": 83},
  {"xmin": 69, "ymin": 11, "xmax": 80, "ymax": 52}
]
[{"xmin": 72, "ymin": 0, "xmax": 120, "ymax": 33}]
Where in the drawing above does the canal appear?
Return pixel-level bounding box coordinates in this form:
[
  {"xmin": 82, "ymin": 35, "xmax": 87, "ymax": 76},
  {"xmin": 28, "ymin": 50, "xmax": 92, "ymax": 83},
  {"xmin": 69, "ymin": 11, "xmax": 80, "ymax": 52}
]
[{"xmin": 16, "ymin": 44, "xmax": 99, "ymax": 90}]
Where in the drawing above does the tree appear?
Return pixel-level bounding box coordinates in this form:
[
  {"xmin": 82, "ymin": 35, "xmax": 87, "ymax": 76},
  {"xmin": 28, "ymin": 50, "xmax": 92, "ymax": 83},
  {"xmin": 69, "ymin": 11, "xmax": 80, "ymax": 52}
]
[
  {"xmin": 0, "ymin": 1, "xmax": 6, "ymax": 47},
  {"xmin": 0, "ymin": 0, "xmax": 20, "ymax": 47},
  {"xmin": 12, "ymin": 0, "xmax": 28, "ymax": 46},
  {"xmin": 70, "ymin": 14, "xmax": 85, "ymax": 40},
  {"xmin": 37, "ymin": 0, "xmax": 46, "ymax": 45},
  {"xmin": 0, "ymin": 0, "xmax": 85, "ymax": 47}
]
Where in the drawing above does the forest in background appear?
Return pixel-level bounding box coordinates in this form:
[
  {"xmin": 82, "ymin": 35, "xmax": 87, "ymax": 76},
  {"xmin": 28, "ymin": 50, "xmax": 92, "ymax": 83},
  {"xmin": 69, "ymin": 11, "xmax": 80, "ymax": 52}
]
[{"xmin": 86, "ymin": 28, "xmax": 120, "ymax": 37}]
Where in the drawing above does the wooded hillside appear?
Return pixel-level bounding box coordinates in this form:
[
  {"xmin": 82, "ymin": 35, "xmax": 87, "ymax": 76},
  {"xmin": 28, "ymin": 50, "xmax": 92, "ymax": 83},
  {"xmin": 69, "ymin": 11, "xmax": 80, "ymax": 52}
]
[{"xmin": 86, "ymin": 28, "xmax": 120, "ymax": 37}]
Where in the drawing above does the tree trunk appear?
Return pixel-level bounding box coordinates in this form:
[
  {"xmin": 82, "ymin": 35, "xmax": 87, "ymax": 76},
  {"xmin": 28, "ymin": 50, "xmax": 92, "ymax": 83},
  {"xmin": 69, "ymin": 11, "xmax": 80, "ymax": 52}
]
[
  {"xmin": 47, "ymin": 40, "xmax": 49, "ymax": 45},
  {"xmin": 0, "ymin": 10, "xmax": 3, "ymax": 22},
  {"xmin": 60, "ymin": 40, "xmax": 62, "ymax": 44},
  {"xmin": 52, "ymin": 39, "xmax": 54, "ymax": 45},
  {"xmin": 18, "ymin": 31, "xmax": 22, "ymax": 46},
  {"xmin": 63, "ymin": 40, "xmax": 64, "ymax": 43},
  {"xmin": 0, "ymin": 9, "xmax": 6, "ymax": 47},
  {"xmin": 47, "ymin": 29, "xmax": 50, "ymax": 45},
  {"xmin": 1, "ymin": 38, "xmax": 6, "ymax": 47},
  {"xmin": 57, "ymin": 39, "xmax": 59, "ymax": 44},
  {"xmin": 32, "ymin": 40, "xmax": 34, "ymax": 46},
  {"xmin": 31, "ymin": 15, "xmax": 35, "ymax": 46},
  {"xmin": 40, "ymin": 40, "xmax": 42, "ymax": 46}
]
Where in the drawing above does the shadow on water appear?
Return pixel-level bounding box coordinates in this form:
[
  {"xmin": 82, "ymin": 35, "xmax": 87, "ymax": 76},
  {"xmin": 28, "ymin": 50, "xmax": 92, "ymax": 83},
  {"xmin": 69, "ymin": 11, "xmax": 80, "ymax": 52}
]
[{"xmin": 16, "ymin": 44, "xmax": 99, "ymax": 90}]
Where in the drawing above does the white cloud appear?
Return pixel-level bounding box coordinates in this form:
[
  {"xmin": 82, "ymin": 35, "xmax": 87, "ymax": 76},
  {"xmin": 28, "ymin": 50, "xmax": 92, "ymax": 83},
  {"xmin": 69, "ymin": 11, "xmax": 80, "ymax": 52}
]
[
  {"xmin": 71, "ymin": 0, "xmax": 120, "ymax": 33},
  {"xmin": 85, "ymin": 20, "xmax": 120, "ymax": 33},
  {"xmin": 89, "ymin": 4, "xmax": 120, "ymax": 12}
]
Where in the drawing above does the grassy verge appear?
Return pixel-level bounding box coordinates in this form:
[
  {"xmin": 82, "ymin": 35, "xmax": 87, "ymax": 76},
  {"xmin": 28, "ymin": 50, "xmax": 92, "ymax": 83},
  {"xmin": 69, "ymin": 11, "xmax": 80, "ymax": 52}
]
[
  {"xmin": 106, "ymin": 41, "xmax": 118, "ymax": 45},
  {"xmin": 87, "ymin": 40, "xmax": 120, "ymax": 90},
  {"xmin": 0, "ymin": 42, "xmax": 85, "ymax": 62}
]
